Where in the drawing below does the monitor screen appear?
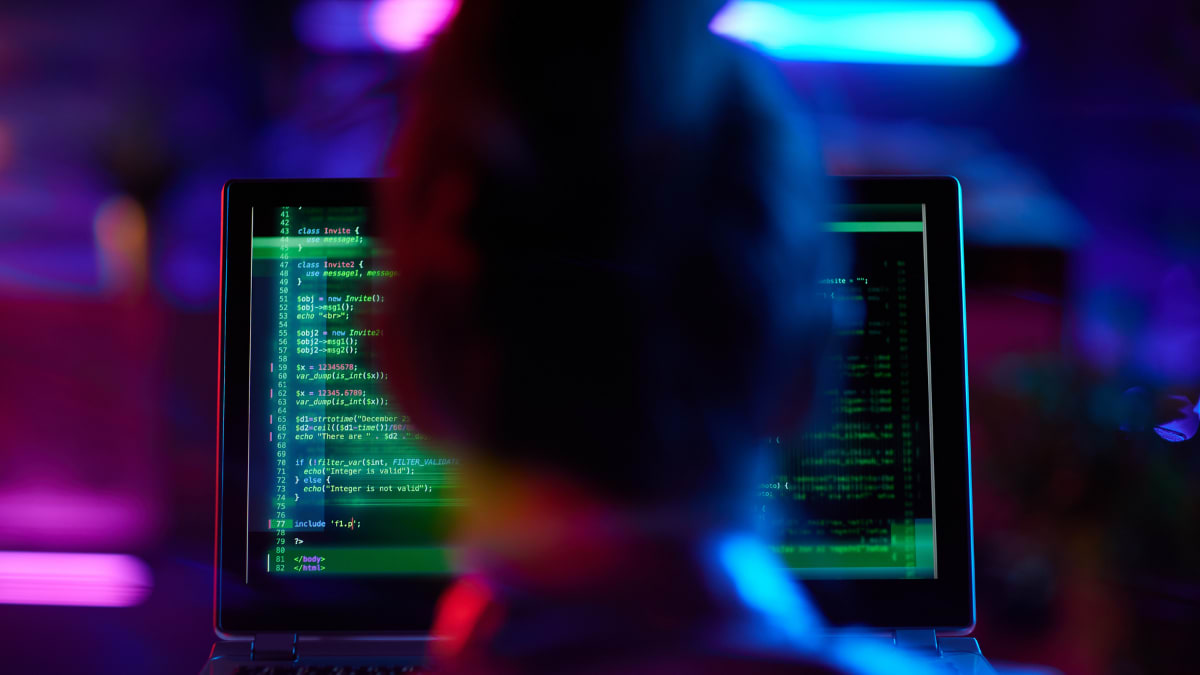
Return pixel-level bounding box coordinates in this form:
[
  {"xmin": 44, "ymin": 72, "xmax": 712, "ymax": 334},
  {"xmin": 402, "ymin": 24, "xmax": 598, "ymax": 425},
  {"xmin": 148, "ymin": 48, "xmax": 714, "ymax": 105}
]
[
  {"xmin": 243, "ymin": 201, "xmax": 937, "ymax": 584},
  {"xmin": 766, "ymin": 204, "xmax": 936, "ymax": 580}
]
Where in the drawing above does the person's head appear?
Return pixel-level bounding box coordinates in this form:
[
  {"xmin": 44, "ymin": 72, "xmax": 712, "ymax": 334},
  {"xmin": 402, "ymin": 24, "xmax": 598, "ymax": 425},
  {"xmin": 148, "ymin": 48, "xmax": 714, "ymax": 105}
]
[{"xmin": 377, "ymin": 1, "xmax": 836, "ymax": 520}]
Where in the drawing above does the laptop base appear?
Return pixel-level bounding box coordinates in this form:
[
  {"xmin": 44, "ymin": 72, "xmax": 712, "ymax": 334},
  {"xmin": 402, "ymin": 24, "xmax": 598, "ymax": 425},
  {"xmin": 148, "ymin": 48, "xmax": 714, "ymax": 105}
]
[{"xmin": 199, "ymin": 638, "xmax": 429, "ymax": 675}]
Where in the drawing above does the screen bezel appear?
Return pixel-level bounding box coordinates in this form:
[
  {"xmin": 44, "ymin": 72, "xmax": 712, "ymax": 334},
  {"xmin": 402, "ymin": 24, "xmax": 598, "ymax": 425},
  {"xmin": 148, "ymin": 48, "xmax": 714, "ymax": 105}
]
[
  {"xmin": 802, "ymin": 176, "xmax": 974, "ymax": 631},
  {"xmin": 216, "ymin": 176, "xmax": 974, "ymax": 635}
]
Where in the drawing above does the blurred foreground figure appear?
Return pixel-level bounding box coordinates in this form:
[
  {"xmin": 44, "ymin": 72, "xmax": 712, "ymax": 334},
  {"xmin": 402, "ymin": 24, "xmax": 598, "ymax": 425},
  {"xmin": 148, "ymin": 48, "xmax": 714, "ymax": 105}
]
[{"xmin": 379, "ymin": 1, "xmax": 909, "ymax": 672}]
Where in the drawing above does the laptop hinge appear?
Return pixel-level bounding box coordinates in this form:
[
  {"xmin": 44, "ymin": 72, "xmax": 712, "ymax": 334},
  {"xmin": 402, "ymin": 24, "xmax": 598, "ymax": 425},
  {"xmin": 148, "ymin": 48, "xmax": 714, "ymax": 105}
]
[
  {"xmin": 893, "ymin": 629, "xmax": 940, "ymax": 656},
  {"xmin": 250, "ymin": 633, "xmax": 297, "ymax": 661}
]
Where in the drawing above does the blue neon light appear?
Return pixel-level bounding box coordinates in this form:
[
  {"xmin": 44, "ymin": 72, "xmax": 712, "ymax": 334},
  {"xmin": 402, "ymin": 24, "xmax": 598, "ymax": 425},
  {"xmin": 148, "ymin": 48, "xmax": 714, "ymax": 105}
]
[{"xmin": 710, "ymin": 1, "xmax": 1020, "ymax": 66}]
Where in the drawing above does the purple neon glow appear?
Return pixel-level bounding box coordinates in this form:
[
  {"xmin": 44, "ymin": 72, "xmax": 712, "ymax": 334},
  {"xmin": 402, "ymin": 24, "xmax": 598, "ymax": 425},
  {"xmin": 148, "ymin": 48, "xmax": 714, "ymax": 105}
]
[
  {"xmin": 295, "ymin": 0, "xmax": 458, "ymax": 52},
  {"xmin": 0, "ymin": 551, "xmax": 152, "ymax": 607},
  {"xmin": 293, "ymin": 1, "xmax": 370, "ymax": 51},
  {"xmin": 0, "ymin": 489, "xmax": 158, "ymax": 548},
  {"xmin": 369, "ymin": 0, "xmax": 459, "ymax": 51}
]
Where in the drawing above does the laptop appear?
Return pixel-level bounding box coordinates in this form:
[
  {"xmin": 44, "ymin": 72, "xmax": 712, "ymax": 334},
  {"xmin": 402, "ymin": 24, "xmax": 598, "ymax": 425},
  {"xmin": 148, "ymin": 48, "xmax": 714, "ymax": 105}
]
[{"xmin": 203, "ymin": 176, "xmax": 991, "ymax": 673}]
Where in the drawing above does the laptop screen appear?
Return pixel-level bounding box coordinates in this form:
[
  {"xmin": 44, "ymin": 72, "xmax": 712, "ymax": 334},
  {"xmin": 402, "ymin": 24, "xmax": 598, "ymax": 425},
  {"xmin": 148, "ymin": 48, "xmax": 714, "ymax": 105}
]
[
  {"xmin": 243, "ymin": 201, "xmax": 937, "ymax": 584},
  {"xmin": 774, "ymin": 204, "xmax": 936, "ymax": 580}
]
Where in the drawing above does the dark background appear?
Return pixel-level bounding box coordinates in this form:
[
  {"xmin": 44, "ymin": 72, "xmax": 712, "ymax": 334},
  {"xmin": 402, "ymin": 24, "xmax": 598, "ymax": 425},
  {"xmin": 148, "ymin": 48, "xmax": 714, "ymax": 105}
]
[{"xmin": 1, "ymin": 1, "xmax": 1198, "ymax": 673}]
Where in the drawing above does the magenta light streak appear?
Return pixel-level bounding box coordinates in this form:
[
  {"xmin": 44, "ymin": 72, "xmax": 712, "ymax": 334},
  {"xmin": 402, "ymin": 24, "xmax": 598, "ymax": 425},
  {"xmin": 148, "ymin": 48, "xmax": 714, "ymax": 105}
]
[
  {"xmin": 0, "ymin": 489, "xmax": 156, "ymax": 548},
  {"xmin": 0, "ymin": 551, "xmax": 152, "ymax": 607},
  {"xmin": 368, "ymin": 0, "xmax": 459, "ymax": 51}
]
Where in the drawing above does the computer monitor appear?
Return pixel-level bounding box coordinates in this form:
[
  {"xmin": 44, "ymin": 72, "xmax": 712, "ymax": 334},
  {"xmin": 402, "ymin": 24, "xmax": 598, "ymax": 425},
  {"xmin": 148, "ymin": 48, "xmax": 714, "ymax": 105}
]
[{"xmin": 216, "ymin": 176, "xmax": 972, "ymax": 634}]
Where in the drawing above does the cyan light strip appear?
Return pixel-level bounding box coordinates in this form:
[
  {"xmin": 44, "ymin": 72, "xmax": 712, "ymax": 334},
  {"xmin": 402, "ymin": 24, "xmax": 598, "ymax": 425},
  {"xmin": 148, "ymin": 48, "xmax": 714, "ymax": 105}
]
[{"xmin": 710, "ymin": 1, "xmax": 1020, "ymax": 66}]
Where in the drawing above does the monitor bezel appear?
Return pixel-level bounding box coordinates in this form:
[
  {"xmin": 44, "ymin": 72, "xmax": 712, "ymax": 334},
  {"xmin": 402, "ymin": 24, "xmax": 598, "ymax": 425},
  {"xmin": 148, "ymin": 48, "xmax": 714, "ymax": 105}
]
[
  {"xmin": 801, "ymin": 176, "xmax": 974, "ymax": 632},
  {"xmin": 216, "ymin": 176, "xmax": 974, "ymax": 635}
]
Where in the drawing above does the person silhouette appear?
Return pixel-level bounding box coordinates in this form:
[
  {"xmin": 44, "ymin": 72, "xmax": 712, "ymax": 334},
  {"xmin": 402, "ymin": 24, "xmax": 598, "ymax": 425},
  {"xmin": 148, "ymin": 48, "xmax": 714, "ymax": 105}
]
[{"xmin": 377, "ymin": 1, "xmax": 932, "ymax": 672}]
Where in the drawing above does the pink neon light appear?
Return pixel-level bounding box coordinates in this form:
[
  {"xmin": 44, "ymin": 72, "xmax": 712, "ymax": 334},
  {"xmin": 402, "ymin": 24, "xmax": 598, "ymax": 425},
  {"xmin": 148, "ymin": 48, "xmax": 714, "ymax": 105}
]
[
  {"xmin": 0, "ymin": 489, "xmax": 156, "ymax": 548},
  {"xmin": 0, "ymin": 551, "xmax": 152, "ymax": 607},
  {"xmin": 368, "ymin": 0, "xmax": 459, "ymax": 52}
]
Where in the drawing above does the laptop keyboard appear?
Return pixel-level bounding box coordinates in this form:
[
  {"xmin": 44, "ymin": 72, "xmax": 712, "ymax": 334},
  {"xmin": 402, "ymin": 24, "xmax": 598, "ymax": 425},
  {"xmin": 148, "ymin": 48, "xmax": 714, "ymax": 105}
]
[{"xmin": 229, "ymin": 662, "xmax": 432, "ymax": 667}]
